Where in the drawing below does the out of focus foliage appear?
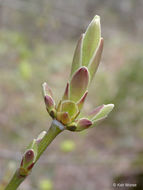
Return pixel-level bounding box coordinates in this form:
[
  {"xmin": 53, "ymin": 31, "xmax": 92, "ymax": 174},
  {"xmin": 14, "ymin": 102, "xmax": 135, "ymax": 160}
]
[
  {"xmin": 60, "ymin": 140, "xmax": 76, "ymax": 153},
  {"xmin": 39, "ymin": 179, "xmax": 53, "ymax": 190},
  {"xmin": 113, "ymin": 55, "xmax": 143, "ymax": 128}
]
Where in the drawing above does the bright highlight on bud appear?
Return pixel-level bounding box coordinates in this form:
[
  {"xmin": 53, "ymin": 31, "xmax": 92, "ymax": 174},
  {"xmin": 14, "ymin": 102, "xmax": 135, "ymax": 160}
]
[{"xmin": 42, "ymin": 15, "xmax": 114, "ymax": 132}]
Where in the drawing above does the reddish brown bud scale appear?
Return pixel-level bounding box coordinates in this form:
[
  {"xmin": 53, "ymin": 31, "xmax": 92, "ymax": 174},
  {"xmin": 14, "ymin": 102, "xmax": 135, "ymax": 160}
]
[
  {"xmin": 77, "ymin": 91, "xmax": 88, "ymax": 110},
  {"xmin": 24, "ymin": 150, "xmax": 34, "ymax": 163},
  {"xmin": 20, "ymin": 158, "xmax": 24, "ymax": 167},
  {"xmin": 44, "ymin": 95, "xmax": 55, "ymax": 108},
  {"xmin": 62, "ymin": 82, "xmax": 69, "ymax": 100},
  {"xmin": 78, "ymin": 118, "xmax": 92, "ymax": 127},
  {"xmin": 89, "ymin": 105, "xmax": 104, "ymax": 117},
  {"xmin": 42, "ymin": 82, "xmax": 53, "ymax": 97},
  {"xmin": 27, "ymin": 163, "xmax": 35, "ymax": 171},
  {"xmin": 76, "ymin": 118, "xmax": 92, "ymax": 131}
]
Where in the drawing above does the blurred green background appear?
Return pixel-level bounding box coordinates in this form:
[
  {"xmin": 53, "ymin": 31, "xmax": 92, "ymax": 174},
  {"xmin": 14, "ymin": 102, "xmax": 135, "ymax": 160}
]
[{"xmin": 0, "ymin": 0, "xmax": 143, "ymax": 190}]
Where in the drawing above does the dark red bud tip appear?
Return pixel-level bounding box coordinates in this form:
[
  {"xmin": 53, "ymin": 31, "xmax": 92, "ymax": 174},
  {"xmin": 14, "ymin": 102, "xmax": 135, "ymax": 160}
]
[
  {"xmin": 25, "ymin": 150, "xmax": 34, "ymax": 163},
  {"xmin": 77, "ymin": 66, "xmax": 88, "ymax": 75}
]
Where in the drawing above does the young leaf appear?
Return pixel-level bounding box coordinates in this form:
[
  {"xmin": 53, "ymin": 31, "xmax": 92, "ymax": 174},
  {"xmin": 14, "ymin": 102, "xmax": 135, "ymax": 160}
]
[
  {"xmin": 70, "ymin": 34, "xmax": 84, "ymax": 77},
  {"xmin": 82, "ymin": 15, "xmax": 101, "ymax": 67}
]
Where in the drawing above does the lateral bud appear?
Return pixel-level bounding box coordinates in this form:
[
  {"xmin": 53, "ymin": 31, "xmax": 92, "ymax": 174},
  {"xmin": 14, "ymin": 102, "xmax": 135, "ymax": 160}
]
[{"xmin": 20, "ymin": 139, "xmax": 37, "ymax": 176}]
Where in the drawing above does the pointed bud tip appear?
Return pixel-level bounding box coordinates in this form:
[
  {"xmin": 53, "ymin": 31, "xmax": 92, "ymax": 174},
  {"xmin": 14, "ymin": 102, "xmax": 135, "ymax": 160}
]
[
  {"xmin": 88, "ymin": 15, "xmax": 100, "ymax": 28},
  {"xmin": 78, "ymin": 66, "xmax": 88, "ymax": 73},
  {"xmin": 93, "ymin": 15, "xmax": 100, "ymax": 22},
  {"xmin": 90, "ymin": 103, "xmax": 114, "ymax": 122},
  {"xmin": 42, "ymin": 82, "xmax": 53, "ymax": 97},
  {"xmin": 104, "ymin": 104, "xmax": 114, "ymax": 110},
  {"xmin": 104, "ymin": 103, "xmax": 114, "ymax": 113}
]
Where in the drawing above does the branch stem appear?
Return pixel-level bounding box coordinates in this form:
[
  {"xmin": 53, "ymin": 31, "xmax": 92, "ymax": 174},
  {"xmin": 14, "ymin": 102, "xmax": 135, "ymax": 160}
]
[
  {"xmin": 5, "ymin": 120, "xmax": 65, "ymax": 190},
  {"xmin": 5, "ymin": 170, "xmax": 26, "ymax": 190}
]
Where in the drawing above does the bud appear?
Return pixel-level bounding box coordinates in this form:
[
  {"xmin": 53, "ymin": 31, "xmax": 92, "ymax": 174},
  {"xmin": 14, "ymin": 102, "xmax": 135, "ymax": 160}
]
[
  {"xmin": 42, "ymin": 82, "xmax": 56, "ymax": 118},
  {"xmin": 44, "ymin": 95, "xmax": 55, "ymax": 109},
  {"xmin": 88, "ymin": 38, "xmax": 104, "ymax": 81},
  {"xmin": 82, "ymin": 15, "xmax": 101, "ymax": 67},
  {"xmin": 42, "ymin": 82, "xmax": 53, "ymax": 97},
  {"xmin": 91, "ymin": 104, "xmax": 114, "ymax": 123},
  {"xmin": 41, "ymin": 15, "xmax": 114, "ymax": 131},
  {"xmin": 76, "ymin": 118, "xmax": 92, "ymax": 131},
  {"xmin": 20, "ymin": 139, "xmax": 37, "ymax": 176},
  {"xmin": 60, "ymin": 101, "xmax": 78, "ymax": 118},
  {"xmin": 70, "ymin": 67, "xmax": 89, "ymax": 102},
  {"xmin": 57, "ymin": 112, "xmax": 71, "ymax": 125},
  {"xmin": 56, "ymin": 100, "xmax": 79, "ymax": 125},
  {"xmin": 70, "ymin": 34, "xmax": 84, "ymax": 77}
]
